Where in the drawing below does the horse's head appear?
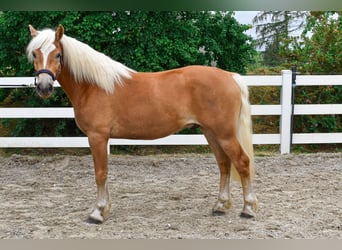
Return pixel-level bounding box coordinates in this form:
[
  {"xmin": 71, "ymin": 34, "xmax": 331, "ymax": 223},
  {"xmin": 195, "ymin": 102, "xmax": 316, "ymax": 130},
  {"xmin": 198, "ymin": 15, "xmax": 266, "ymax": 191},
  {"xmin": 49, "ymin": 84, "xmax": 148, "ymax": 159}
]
[{"xmin": 27, "ymin": 24, "xmax": 64, "ymax": 98}]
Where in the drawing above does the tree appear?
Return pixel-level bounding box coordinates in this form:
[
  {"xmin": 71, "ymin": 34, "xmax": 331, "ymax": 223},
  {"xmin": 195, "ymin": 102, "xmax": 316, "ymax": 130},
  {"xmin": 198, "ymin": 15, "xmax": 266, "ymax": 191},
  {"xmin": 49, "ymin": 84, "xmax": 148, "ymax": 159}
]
[
  {"xmin": 252, "ymin": 11, "xmax": 308, "ymax": 66},
  {"xmin": 280, "ymin": 11, "xmax": 342, "ymax": 135},
  {"xmin": 281, "ymin": 11, "xmax": 341, "ymax": 74},
  {"xmin": 0, "ymin": 11, "xmax": 255, "ymax": 137}
]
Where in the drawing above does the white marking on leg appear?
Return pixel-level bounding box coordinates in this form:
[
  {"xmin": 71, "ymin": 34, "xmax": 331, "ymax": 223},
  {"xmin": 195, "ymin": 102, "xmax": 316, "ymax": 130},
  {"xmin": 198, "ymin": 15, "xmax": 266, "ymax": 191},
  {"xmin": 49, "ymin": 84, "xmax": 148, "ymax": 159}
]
[
  {"xmin": 96, "ymin": 182, "xmax": 110, "ymax": 208},
  {"xmin": 89, "ymin": 180, "xmax": 111, "ymax": 222},
  {"xmin": 241, "ymin": 181, "xmax": 257, "ymax": 217},
  {"xmin": 219, "ymin": 177, "xmax": 230, "ymax": 201},
  {"xmin": 213, "ymin": 174, "xmax": 232, "ymax": 213}
]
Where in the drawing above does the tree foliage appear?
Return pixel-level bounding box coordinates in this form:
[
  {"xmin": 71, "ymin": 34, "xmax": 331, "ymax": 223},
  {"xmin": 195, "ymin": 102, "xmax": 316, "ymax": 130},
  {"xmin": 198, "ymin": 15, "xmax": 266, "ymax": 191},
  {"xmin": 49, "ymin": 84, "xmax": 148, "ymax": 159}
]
[
  {"xmin": 250, "ymin": 11, "xmax": 341, "ymax": 137},
  {"xmin": 280, "ymin": 11, "xmax": 342, "ymax": 135},
  {"xmin": 0, "ymin": 11, "xmax": 256, "ymax": 137},
  {"xmin": 252, "ymin": 11, "xmax": 308, "ymax": 66},
  {"xmin": 281, "ymin": 11, "xmax": 341, "ymax": 74}
]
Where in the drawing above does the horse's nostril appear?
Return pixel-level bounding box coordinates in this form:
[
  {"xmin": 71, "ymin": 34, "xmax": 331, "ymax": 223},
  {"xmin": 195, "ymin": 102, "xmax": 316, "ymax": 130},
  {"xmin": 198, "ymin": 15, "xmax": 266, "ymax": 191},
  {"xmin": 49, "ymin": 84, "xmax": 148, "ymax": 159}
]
[{"xmin": 36, "ymin": 83, "xmax": 53, "ymax": 98}]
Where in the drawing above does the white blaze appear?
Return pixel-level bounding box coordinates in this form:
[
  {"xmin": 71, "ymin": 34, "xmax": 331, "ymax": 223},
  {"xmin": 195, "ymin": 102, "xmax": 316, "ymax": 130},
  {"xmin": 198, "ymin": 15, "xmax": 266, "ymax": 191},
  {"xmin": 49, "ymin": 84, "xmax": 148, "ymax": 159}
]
[{"xmin": 41, "ymin": 44, "xmax": 56, "ymax": 68}]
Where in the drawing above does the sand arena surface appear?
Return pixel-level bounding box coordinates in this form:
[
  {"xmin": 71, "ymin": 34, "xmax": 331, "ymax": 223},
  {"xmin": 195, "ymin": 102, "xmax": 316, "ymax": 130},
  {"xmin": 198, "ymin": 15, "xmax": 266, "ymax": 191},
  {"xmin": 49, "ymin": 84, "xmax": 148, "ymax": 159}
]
[{"xmin": 0, "ymin": 153, "xmax": 341, "ymax": 239}]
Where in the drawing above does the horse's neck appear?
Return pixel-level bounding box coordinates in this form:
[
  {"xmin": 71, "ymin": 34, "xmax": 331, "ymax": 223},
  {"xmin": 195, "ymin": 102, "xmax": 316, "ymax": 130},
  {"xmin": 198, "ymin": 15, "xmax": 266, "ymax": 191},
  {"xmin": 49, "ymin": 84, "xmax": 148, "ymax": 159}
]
[{"xmin": 57, "ymin": 67, "xmax": 85, "ymax": 107}]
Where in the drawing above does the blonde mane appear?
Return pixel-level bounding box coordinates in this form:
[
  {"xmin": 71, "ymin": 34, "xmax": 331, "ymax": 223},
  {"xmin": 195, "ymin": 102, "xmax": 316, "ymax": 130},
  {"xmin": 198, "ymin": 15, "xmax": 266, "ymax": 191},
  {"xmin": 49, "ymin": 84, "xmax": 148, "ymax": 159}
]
[{"xmin": 27, "ymin": 28, "xmax": 135, "ymax": 93}]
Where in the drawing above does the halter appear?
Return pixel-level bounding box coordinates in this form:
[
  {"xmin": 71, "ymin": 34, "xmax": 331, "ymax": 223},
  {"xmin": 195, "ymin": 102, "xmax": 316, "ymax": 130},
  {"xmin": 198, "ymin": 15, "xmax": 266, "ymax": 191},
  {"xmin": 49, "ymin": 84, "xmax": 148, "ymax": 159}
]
[{"xmin": 35, "ymin": 69, "xmax": 56, "ymax": 83}]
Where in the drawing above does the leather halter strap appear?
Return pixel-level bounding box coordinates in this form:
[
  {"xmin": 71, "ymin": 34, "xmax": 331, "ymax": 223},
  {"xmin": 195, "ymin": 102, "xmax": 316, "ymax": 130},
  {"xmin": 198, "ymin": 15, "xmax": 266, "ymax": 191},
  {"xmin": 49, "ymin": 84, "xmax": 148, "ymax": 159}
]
[
  {"xmin": 34, "ymin": 69, "xmax": 56, "ymax": 86},
  {"xmin": 35, "ymin": 69, "xmax": 56, "ymax": 81}
]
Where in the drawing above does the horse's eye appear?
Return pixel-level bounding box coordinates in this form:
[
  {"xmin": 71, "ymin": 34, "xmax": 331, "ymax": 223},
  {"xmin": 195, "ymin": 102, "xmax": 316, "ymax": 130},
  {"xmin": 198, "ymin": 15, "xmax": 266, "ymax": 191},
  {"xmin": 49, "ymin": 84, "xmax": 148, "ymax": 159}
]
[
  {"xmin": 32, "ymin": 52, "xmax": 37, "ymax": 59},
  {"xmin": 56, "ymin": 53, "xmax": 61, "ymax": 59}
]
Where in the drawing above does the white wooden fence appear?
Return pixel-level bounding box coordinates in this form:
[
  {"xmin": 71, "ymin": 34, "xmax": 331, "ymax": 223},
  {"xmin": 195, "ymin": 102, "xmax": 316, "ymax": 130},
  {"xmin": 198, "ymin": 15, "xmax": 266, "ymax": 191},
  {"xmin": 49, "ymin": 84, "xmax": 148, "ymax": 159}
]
[{"xmin": 0, "ymin": 70, "xmax": 341, "ymax": 154}]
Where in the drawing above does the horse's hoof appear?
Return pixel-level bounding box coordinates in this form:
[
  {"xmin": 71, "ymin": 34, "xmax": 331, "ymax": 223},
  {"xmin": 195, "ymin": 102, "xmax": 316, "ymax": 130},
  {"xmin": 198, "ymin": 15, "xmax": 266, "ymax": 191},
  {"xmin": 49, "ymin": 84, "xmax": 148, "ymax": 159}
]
[
  {"xmin": 212, "ymin": 199, "xmax": 232, "ymax": 216},
  {"xmin": 88, "ymin": 209, "xmax": 104, "ymax": 224},
  {"xmin": 240, "ymin": 205, "xmax": 256, "ymax": 218},
  {"xmin": 212, "ymin": 210, "xmax": 226, "ymax": 216},
  {"xmin": 87, "ymin": 216, "xmax": 103, "ymax": 224},
  {"xmin": 240, "ymin": 212, "xmax": 255, "ymax": 219},
  {"xmin": 240, "ymin": 196, "xmax": 258, "ymax": 219}
]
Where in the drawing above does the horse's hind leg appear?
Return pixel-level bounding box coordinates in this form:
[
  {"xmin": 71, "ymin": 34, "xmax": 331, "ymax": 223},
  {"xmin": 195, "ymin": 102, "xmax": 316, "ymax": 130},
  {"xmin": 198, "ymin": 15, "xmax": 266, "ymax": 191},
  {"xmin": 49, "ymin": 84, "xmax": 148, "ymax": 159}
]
[
  {"xmin": 203, "ymin": 130, "xmax": 232, "ymax": 215},
  {"xmin": 218, "ymin": 136, "xmax": 257, "ymax": 218},
  {"xmin": 87, "ymin": 133, "xmax": 111, "ymax": 224}
]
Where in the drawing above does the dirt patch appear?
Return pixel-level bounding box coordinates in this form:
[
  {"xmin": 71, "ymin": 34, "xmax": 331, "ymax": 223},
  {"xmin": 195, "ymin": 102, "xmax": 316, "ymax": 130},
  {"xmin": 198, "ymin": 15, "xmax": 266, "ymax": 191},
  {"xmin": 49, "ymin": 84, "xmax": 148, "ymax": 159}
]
[{"xmin": 0, "ymin": 153, "xmax": 341, "ymax": 239}]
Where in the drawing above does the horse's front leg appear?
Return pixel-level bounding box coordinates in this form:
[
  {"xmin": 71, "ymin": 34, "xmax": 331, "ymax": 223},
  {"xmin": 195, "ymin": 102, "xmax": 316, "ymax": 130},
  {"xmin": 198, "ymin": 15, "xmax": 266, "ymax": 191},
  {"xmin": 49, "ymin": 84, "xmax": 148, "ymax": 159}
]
[{"xmin": 87, "ymin": 133, "xmax": 111, "ymax": 224}]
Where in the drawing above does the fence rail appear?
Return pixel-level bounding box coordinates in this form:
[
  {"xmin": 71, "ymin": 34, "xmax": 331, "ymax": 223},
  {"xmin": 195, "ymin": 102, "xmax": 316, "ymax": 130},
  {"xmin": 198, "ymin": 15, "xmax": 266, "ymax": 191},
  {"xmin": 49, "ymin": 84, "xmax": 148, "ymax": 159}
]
[{"xmin": 1, "ymin": 70, "xmax": 341, "ymax": 154}]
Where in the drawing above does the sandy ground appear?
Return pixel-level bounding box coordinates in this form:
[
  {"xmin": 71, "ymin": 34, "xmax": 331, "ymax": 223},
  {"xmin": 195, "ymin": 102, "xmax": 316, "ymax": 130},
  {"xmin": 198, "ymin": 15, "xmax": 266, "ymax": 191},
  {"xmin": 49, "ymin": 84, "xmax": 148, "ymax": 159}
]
[{"xmin": 0, "ymin": 152, "xmax": 341, "ymax": 239}]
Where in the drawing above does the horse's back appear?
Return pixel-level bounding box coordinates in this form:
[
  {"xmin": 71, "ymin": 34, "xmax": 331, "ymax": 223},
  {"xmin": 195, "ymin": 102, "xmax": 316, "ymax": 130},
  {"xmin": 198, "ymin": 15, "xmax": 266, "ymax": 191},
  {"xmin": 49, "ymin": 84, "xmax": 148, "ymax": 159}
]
[{"xmin": 129, "ymin": 65, "xmax": 240, "ymax": 95}]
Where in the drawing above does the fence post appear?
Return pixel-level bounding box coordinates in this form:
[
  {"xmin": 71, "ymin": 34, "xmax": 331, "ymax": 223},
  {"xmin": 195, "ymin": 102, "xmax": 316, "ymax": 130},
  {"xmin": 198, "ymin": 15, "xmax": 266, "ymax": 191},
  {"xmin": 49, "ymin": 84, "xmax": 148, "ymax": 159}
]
[{"xmin": 280, "ymin": 70, "xmax": 292, "ymax": 154}]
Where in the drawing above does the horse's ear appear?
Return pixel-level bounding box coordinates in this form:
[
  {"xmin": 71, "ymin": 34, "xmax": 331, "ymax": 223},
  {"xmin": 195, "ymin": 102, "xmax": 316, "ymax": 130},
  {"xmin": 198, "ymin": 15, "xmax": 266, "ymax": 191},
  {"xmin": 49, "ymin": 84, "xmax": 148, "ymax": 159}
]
[
  {"xmin": 29, "ymin": 24, "xmax": 38, "ymax": 37},
  {"xmin": 55, "ymin": 24, "xmax": 64, "ymax": 42}
]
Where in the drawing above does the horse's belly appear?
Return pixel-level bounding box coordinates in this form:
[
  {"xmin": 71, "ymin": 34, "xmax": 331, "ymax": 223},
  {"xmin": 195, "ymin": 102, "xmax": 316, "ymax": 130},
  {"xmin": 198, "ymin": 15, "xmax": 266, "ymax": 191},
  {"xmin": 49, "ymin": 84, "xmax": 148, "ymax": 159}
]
[{"xmin": 110, "ymin": 115, "xmax": 197, "ymax": 140}]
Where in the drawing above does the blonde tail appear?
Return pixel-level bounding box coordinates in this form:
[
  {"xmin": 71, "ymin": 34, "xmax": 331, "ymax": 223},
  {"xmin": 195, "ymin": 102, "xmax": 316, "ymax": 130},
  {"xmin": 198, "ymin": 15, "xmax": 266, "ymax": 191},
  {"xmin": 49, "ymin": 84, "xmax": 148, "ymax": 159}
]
[{"xmin": 231, "ymin": 73, "xmax": 255, "ymax": 181}]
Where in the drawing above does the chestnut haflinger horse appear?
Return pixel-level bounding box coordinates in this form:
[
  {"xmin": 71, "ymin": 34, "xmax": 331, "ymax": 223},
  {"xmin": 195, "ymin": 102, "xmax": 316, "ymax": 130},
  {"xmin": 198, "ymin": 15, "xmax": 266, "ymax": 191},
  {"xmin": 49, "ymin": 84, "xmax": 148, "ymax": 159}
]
[{"xmin": 26, "ymin": 24, "xmax": 258, "ymax": 223}]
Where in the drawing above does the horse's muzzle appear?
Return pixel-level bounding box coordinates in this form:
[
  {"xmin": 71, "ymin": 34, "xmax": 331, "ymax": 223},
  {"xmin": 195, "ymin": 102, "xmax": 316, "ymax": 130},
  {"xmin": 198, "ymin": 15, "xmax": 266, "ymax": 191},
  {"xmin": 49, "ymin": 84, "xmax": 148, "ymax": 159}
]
[{"xmin": 35, "ymin": 74, "xmax": 54, "ymax": 98}]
